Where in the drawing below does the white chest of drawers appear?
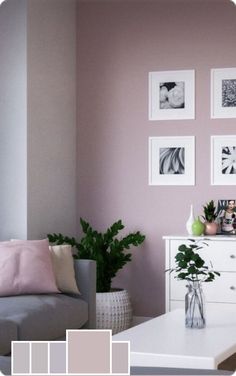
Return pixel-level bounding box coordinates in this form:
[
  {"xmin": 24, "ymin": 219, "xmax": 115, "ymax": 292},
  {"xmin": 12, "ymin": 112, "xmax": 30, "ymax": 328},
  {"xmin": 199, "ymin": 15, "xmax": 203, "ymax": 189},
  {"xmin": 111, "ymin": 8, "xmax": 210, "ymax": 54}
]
[{"xmin": 164, "ymin": 235, "xmax": 236, "ymax": 312}]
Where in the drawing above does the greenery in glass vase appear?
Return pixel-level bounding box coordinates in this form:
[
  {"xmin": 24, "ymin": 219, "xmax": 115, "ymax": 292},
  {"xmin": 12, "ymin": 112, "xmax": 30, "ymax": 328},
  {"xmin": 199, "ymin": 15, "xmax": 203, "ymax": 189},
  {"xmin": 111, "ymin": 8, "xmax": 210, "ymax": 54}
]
[
  {"xmin": 202, "ymin": 200, "xmax": 217, "ymax": 223},
  {"xmin": 48, "ymin": 218, "xmax": 145, "ymax": 293},
  {"xmin": 168, "ymin": 239, "xmax": 220, "ymax": 283}
]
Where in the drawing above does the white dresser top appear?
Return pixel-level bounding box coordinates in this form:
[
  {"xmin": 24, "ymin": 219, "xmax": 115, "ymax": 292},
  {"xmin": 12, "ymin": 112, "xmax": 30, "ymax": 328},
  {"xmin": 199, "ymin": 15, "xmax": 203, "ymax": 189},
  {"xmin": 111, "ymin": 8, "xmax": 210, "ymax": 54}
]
[{"xmin": 163, "ymin": 235, "xmax": 236, "ymax": 241}]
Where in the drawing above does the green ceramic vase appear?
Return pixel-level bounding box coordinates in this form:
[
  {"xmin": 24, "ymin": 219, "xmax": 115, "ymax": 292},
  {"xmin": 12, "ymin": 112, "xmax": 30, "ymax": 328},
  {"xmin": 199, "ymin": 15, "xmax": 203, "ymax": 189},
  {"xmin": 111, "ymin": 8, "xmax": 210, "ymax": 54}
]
[{"xmin": 192, "ymin": 216, "xmax": 205, "ymax": 236}]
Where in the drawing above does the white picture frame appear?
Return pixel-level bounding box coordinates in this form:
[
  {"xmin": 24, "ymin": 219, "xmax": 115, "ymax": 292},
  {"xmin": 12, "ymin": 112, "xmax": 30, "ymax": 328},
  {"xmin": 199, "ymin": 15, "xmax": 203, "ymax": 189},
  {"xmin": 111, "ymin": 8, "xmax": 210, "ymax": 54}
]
[
  {"xmin": 149, "ymin": 136, "xmax": 195, "ymax": 185},
  {"xmin": 149, "ymin": 70, "xmax": 195, "ymax": 121},
  {"xmin": 211, "ymin": 68, "xmax": 236, "ymax": 118},
  {"xmin": 211, "ymin": 135, "xmax": 236, "ymax": 185}
]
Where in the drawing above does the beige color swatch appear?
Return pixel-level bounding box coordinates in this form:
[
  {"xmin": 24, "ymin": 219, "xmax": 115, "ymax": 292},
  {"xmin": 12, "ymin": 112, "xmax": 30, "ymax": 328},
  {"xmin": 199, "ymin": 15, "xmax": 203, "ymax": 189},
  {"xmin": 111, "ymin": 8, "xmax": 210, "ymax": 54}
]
[{"xmin": 67, "ymin": 330, "xmax": 111, "ymax": 374}]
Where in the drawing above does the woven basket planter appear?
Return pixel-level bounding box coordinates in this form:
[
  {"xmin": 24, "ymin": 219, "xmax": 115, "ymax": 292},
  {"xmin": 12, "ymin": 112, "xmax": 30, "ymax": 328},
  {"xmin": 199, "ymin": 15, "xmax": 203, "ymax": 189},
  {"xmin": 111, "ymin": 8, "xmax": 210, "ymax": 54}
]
[{"xmin": 96, "ymin": 289, "xmax": 132, "ymax": 334}]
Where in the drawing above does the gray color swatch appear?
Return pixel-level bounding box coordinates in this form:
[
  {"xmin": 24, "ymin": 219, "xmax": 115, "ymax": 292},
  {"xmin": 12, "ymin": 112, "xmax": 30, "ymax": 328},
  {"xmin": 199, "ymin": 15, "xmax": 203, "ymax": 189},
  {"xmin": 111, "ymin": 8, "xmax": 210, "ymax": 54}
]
[
  {"xmin": 49, "ymin": 342, "xmax": 66, "ymax": 374},
  {"xmin": 31, "ymin": 343, "xmax": 48, "ymax": 374},
  {"xmin": 12, "ymin": 342, "xmax": 30, "ymax": 374},
  {"xmin": 112, "ymin": 342, "xmax": 129, "ymax": 374}
]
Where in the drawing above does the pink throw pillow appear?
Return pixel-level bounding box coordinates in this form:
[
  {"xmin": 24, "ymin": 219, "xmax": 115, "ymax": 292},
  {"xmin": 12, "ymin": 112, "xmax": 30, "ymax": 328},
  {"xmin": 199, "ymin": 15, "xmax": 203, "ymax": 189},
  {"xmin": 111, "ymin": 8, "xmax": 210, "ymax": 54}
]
[{"xmin": 0, "ymin": 239, "xmax": 59, "ymax": 296}]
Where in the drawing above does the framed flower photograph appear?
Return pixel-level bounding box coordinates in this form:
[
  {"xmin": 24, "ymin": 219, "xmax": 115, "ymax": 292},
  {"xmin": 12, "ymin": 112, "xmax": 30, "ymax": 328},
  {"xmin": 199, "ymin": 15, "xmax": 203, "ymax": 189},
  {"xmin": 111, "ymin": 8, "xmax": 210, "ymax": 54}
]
[
  {"xmin": 149, "ymin": 70, "xmax": 195, "ymax": 120},
  {"xmin": 149, "ymin": 136, "xmax": 195, "ymax": 185},
  {"xmin": 211, "ymin": 68, "xmax": 236, "ymax": 118},
  {"xmin": 211, "ymin": 135, "xmax": 236, "ymax": 185}
]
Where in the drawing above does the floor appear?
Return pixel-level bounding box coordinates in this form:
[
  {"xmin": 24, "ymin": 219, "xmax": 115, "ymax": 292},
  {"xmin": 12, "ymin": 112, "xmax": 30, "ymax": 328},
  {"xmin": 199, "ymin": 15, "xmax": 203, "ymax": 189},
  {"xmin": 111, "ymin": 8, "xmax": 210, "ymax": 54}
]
[
  {"xmin": 130, "ymin": 366, "xmax": 233, "ymax": 375},
  {"xmin": 131, "ymin": 316, "xmax": 152, "ymax": 327},
  {"xmin": 218, "ymin": 353, "xmax": 236, "ymax": 372}
]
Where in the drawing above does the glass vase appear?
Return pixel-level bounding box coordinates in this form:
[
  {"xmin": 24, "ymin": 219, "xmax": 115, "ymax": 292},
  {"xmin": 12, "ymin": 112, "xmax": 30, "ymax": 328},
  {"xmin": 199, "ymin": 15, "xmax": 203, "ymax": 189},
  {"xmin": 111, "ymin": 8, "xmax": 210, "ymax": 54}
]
[{"xmin": 185, "ymin": 281, "xmax": 206, "ymax": 329}]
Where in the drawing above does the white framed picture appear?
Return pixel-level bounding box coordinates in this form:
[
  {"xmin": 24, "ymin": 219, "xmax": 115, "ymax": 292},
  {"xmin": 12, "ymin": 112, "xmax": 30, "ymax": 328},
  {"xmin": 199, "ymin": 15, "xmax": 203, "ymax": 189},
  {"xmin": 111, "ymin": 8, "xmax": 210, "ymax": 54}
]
[
  {"xmin": 211, "ymin": 135, "xmax": 236, "ymax": 185},
  {"xmin": 149, "ymin": 69, "xmax": 195, "ymax": 121},
  {"xmin": 211, "ymin": 68, "xmax": 236, "ymax": 118},
  {"xmin": 149, "ymin": 136, "xmax": 195, "ymax": 185}
]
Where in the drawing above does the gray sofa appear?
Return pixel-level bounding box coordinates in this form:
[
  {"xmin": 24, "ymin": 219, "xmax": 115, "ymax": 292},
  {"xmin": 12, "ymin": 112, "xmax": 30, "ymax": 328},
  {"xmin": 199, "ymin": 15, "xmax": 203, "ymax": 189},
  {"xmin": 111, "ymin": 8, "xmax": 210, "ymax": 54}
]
[{"xmin": 0, "ymin": 259, "xmax": 96, "ymax": 359}]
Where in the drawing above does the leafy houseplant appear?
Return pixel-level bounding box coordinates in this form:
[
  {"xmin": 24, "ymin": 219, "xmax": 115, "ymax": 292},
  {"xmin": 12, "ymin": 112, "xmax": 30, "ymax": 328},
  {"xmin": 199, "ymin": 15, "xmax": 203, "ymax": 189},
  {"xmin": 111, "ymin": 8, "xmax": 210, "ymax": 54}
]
[
  {"xmin": 202, "ymin": 200, "xmax": 217, "ymax": 223},
  {"xmin": 170, "ymin": 239, "xmax": 220, "ymax": 283},
  {"xmin": 202, "ymin": 200, "xmax": 218, "ymax": 235},
  {"xmin": 168, "ymin": 239, "xmax": 220, "ymax": 328},
  {"xmin": 48, "ymin": 218, "xmax": 145, "ymax": 333},
  {"xmin": 47, "ymin": 218, "xmax": 145, "ymax": 293}
]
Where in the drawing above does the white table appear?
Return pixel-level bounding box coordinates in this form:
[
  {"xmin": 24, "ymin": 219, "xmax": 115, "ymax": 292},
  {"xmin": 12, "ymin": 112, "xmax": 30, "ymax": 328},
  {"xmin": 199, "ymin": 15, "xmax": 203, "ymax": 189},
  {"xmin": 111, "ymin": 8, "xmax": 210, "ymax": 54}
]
[{"xmin": 113, "ymin": 308, "xmax": 236, "ymax": 370}]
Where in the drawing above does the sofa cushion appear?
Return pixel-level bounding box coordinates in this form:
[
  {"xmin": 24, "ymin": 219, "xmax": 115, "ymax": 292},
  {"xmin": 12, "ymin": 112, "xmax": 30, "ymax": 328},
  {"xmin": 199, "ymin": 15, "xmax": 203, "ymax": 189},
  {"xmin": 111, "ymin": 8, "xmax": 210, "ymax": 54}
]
[
  {"xmin": 0, "ymin": 239, "xmax": 59, "ymax": 296},
  {"xmin": 11, "ymin": 240, "xmax": 80, "ymax": 295},
  {"xmin": 0, "ymin": 318, "xmax": 17, "ymax": 355},
  {"xmin": 0, "ymin": 294, "xmax": 88, "ymax": 341},
  {"xmin": 49, "ymin": 244, "xmax": 80, "ymax": 294}
]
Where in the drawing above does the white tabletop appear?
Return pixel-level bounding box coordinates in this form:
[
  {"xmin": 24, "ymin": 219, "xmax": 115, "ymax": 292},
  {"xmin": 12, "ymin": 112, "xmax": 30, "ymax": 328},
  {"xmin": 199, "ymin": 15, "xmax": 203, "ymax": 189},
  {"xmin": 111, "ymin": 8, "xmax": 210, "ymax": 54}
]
[{"xmin": 113, "ymin": 308, "xmax": 236, "ymax": 370}]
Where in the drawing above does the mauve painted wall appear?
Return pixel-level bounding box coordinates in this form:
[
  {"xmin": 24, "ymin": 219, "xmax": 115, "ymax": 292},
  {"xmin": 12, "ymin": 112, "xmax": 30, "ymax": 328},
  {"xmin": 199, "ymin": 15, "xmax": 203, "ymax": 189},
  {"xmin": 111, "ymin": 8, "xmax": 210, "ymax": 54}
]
[{"xmin": 77, "ymin": 0, "xmax": 236, "ymax": 316}]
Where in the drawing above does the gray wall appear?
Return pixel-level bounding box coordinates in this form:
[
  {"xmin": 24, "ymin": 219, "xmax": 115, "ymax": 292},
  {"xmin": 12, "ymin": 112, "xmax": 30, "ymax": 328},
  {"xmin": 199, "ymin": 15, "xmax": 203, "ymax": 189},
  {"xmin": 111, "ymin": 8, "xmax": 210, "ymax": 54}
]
[
  {"xmin": 27, "ymin": 0, "xmax": 77, "ymax": 239},
  {"xmin": 0, "ymin": 0, "xmax": 27, "ymax": 240},
  {"xmin": 0, "ymin": 0, "xmax": 77, "ymax": 240}
]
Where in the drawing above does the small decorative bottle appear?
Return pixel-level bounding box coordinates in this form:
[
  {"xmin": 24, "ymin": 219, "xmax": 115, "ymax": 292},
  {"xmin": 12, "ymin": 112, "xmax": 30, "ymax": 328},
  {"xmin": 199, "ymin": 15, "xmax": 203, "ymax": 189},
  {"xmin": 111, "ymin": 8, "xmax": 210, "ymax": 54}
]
[{"xmin": 186, "ymin": 204, "xmax": 195, "ymax": 235}]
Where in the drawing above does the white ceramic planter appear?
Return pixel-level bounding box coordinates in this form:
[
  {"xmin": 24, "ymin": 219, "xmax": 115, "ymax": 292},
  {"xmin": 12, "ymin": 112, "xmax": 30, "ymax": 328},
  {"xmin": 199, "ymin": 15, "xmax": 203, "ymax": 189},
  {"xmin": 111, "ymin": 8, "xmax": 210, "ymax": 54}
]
[{"xmin": 96, "ymin": 289, "xmax": 132, "ymax": 334}]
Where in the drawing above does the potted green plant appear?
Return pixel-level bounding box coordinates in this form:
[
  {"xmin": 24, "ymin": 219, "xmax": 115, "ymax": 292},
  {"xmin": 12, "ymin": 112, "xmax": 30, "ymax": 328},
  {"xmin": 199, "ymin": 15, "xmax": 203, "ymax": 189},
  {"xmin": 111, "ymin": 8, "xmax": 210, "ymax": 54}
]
[
  {"xmin": 167, "ymin": 239, "xmax": 220, "ymax": 328},
  {"xmin": 48, "ymin": 218, "xmax": 145, "ymax": 333},
  {"xmin": 202, "ymin": 200, "xmax": 218, "ymax": 235}
]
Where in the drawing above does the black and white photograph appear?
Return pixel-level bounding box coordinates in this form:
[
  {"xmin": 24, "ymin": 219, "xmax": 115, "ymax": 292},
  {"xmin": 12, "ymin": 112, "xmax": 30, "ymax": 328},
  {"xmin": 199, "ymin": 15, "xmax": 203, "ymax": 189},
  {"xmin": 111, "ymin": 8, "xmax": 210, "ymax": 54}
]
[
  {"xmin": 149, "ymin": 136, "xmax": 195, "ymax": 185},
  {"xmin": 222, "ymin": 146, "xmax": 236, "ymax": 174},
  {"xmin": 222, "ymin": 79, "xmax": 236, "ymax": 107},
  {"xmin": 211, "ymin": 68, "xmax": 236, "ymax": 118},
  {"xmin": 159, "ymin": 82, "xmax": 185, "ymax": 110},
  {"xmin": 211, "ymin": 136, "xmax": 236, "ymax": 185},
  {"xmin": 159, "ymin": 147, "xmax": 185, "ymax": 175},
  {"xmin": 149, "ymin": 70, "xmax": 195, "ymax": 120}
]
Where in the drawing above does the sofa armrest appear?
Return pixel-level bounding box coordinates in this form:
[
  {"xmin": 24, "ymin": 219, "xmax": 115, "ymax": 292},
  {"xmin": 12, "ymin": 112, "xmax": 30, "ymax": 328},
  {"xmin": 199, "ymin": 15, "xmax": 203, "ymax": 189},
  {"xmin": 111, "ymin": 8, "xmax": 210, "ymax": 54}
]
[{"xmin": 73, "ymin": 259, "xmax": 96, "ymax": 329}]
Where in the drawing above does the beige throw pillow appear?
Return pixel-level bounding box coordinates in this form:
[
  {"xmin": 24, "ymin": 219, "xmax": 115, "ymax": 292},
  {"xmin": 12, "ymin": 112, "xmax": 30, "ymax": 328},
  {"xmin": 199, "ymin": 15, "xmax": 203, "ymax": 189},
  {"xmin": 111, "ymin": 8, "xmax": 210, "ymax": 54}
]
[{"xmin": 49, "ymin": 244, "xmax": 80, "ymax": 294}]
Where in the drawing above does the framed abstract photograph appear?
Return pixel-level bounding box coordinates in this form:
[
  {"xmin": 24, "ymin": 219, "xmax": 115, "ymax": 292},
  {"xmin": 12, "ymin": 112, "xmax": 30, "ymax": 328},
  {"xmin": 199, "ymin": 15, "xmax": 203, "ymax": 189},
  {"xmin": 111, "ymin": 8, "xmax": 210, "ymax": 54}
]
[
  {"xmin": 211, "ymin": 135, "xmax": 236, "ymax": 185},
  {"xmin": 149, "ymin": 69, "xmax": 195, "ymax": 120},
  {"xmin": 211, "ymin": 68, "xmax": 236, "ymax": 118},
  {"xmin": 148, "ymin": 136, "xmax": 195, "ymax": 185}
]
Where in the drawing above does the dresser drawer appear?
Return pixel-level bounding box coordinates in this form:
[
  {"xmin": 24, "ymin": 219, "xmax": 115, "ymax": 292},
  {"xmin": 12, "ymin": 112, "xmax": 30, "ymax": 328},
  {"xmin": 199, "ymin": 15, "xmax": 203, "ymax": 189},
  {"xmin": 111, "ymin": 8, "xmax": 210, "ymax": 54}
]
[
  {"xmin": 169, "ymin": 239, "xmax": 236, "ymax": 272},
  {"xmin": 170, "ymin": 272, "xmax": 236, "ymax": 303}
]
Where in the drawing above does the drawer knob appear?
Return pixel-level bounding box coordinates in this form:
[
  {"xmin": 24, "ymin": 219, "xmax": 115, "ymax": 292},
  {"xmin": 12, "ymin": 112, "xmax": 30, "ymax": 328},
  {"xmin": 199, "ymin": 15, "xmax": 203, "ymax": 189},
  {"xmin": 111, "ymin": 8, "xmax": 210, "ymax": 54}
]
[
  {"xmin": 230, "ymin": 254, "xmax": 236, "ymax": 259},
  {"xmin": 230, "ymin": 286, "xmax": 236, "ymax": 290}
]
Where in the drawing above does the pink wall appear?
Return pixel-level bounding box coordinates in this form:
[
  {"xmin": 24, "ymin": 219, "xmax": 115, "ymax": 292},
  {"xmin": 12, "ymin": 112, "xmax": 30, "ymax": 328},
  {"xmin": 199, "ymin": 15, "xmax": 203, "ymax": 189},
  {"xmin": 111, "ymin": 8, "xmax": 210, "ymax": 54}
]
[{"xmin": 77, "ymin": 0, "xmax": 236, "ymax": 316}]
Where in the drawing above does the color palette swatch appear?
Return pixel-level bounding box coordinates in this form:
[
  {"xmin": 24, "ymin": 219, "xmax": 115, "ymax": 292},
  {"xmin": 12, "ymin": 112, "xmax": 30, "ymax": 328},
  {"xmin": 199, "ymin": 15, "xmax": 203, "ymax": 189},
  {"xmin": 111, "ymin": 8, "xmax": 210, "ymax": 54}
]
[{"xmin": 12, "ymin": 330, "xmax": 130, "ymax": 375}]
